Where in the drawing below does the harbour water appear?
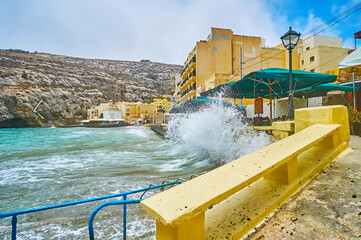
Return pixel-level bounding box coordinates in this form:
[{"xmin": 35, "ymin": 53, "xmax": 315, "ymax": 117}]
[{"xmin": 0, "ymin": 105, "xmax": 271, "ymax": 239}]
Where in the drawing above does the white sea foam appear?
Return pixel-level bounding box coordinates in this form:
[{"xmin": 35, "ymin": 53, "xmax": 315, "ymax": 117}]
[
  {"xmin": 126, "ymin": 127, "xmax": 149, "ymax": 138},
  {"xmin": 167, "ymin": 100, "xmax": 271, "ymax": 164},
  {"xmin": 0, "ymin": 118, "xmax": 271, "ymax": 239}
]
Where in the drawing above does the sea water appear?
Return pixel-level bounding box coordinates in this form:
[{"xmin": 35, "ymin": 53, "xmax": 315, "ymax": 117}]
[{"xmin": 0, "ymin": 104, "xmax": 271, "ymax": 239}]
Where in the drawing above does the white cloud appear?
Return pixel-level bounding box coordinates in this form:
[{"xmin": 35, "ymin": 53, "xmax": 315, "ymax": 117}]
[
  {"xmin": 0, "ymin": 0, "xmax": 287, "ymax": 64},
  {"xmin": 296, "ymin": 11, "xmax": 341, "ymax": 39}
]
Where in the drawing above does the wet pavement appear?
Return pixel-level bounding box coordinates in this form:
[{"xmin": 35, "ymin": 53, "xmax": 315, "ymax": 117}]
[{"xmin": 247, "ymin": 135, "xmax": 361, "ymax": 240}]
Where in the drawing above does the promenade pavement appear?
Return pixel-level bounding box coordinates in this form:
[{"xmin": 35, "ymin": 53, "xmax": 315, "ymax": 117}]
[{"xmin": 247, "ymin": 136, "xmax": 361, "ymax": 240}]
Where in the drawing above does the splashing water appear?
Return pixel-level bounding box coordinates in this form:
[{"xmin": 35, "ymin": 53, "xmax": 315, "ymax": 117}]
[
  {"xmin": 0, "ymin": 102, "xmax": 272, "ymax": 239},
  {"xmin": 167, "ymin": 101, "xmax": 271, "ymax": 164}
]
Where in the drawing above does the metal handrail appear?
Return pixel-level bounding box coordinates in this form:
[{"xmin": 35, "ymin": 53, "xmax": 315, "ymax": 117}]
[
  {"xmin": 88, "ymin": 199, "xmax": 142, "ymax": 240},
  {"xmin": 0, "ymin": 181, "xmax": 181, "ymax": 240}
]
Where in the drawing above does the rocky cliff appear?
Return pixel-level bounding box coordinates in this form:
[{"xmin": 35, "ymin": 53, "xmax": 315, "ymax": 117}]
[{"xmin": 0, "ymin": 50, "xmax": 181, "ymax": 127}]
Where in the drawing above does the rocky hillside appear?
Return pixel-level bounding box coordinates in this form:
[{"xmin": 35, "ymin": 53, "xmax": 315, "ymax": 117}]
[{"xmin": 0, "ymin": 50, "xmax": 181, "ymax": 127}]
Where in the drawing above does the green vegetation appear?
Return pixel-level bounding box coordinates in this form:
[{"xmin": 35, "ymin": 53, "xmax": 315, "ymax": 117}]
[
  {"xmin": 348, "ymin": 106, "xmax": 361, "ymax": 136},
  {"xmin": 146, "ymin": 73, "xmax": 157, "ymax": 80},
  {"xmin": 2, "ymin": 49, "xmax": 30, "ymax": 54},
  {"xmin": 140, "ymin": 59, "xmax": 151, "ymax": 62},
  {"xmin": 147, "ymin": 96, "xmax": 171, "ymax": 104},
  {"xmin": 53, "ymin": 112, "xmax": 62, "ymax": 118},
  {"xmin": 40, "ymin": 117, "xmax": 49, "ymax": 123}
]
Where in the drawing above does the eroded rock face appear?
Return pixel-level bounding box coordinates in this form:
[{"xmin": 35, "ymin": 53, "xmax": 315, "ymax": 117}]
[{"xmin": 0, "ymin": 51, "xmax": 181, "ymax": 127}]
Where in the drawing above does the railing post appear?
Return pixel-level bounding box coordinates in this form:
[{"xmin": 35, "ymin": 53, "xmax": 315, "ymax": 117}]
[
  {"xmin": 156, "ymin": 212, "xmax": 205, "ymax": 240},
  {"xmin": 264, "ymin": 157, "xmax": 298, "ymax": 184},
  {"xmin": 123, "ymin": 195, "xmax": 127, "ymax": 240},
  {"xmin": 88, "ymin": 200, "xmax": 142, "ymax": 240},
  {"xmin": 11, "ymin": 215, "xmax": 17, "ymax": 240}
]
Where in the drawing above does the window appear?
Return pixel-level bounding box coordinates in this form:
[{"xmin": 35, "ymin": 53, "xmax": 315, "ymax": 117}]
[
  {"xmin": 301, "ymin": 60, "xmax": 304, "ymax": 65},
  {"xmin": 310, "ymin": 56, "xmax": 315, "ymax": 62},
  {"xmin": 310, "ymin": 69, "xmax": 315, "ymax": 72},
  {"xmin": 306, "ymin": 47, "xmax": 310, "ymax": 51}
]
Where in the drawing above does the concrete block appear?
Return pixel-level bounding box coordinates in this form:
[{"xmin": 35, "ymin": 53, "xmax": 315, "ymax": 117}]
[
  {"xmin": 272, "ymin": 121, "xmax": 294, "ymax": 132},
  {"xmin": 294, "ymin": 105, "xmax": 350, "ymax": 143}
]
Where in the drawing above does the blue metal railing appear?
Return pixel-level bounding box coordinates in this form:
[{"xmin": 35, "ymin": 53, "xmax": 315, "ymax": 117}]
[
  {"xmin": 0, "ymin": 181, "xmax": 181, "ymax": 240},
  {"xmin": 88, "ymin": 199, "xmax": 142, "ymax": 240}
]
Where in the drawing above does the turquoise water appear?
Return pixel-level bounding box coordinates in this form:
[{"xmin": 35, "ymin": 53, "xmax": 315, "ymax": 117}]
[
  {"xmin": 0, "ymin": 105, "xmax": 271, "ymax": 240},
  {"xmin": 0, "ymin": 126, "xmax": 213, "ymax": 239}
]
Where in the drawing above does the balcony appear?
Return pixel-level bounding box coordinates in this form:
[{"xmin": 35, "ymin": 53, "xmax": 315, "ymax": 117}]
[
  {"xmin": 181, "ymin": 83, "xmax": 197, "ymax": 100},
  {"xmin": 181, "ymin": 69, "xmax": 196, "ymax": 91},
  {"xmin": 181, "ymin": 55, "xmax": 196, "ymax": 79},
  {"xmin": 188, "ymin": 69, "xmax": 196, "ymax": 85},
  {"xmin": 184, "ymin": 89, "xmax": 197, "ymax": 101}
]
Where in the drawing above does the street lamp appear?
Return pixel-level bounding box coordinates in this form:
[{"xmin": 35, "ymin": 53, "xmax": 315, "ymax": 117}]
[{"xmin": 281, "ymin": 27, "xmax": 301, "ymax": 119}]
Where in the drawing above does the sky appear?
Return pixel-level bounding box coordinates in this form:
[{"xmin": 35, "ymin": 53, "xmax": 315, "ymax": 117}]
[{"xmin": 0, "ymin": 0, "xmax": 360, "ymax": 64}]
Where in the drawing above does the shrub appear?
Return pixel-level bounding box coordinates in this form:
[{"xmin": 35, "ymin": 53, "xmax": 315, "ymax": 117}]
[
  {"xmin": 348, "ymin": 106, "xmax": 361, "ymax": 135},
  {"xmin": 3, "ymin": 49, "xmax": 30, "ymax": 54},
  {"xmin": 146, "ymin": 73, "xmax": 157, "ymax": 80},
  {"xmin": 53, "ymin": 112, "xmax": 62, "ymax": 118}
]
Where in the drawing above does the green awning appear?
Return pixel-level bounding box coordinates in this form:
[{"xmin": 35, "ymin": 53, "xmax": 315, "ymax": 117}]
[
  {"xmin": 265, "ymin": 83, "xmax": 360, "ymax": 98},
  {"xmin": 292, "ymin": 83, "xmax": 360, "ymax": 98},
  {"xmin": 230, "ymin": 68, "xmax": 337, "ymax": 98},
  {"xmin": 201, "ymin": 68, "xmax": 337, "ymax": 99}
]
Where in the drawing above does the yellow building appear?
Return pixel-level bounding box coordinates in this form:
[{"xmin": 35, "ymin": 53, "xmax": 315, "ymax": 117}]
[
  {"xmin": 117, "ymin": 102, "xmax": 139, "ymax": 122},
  {"xmin": 246, "ymin": 43, "xmax": 299, "ymax": 74},
  {"xmin": 138, "ymin": 103, "xmax": 154, "ymax": 120},
  {"xmin": 87, "ymin": 99, "xmax": 174, "ymax": 123},
  {"xmin": 117, "ymin": 101, "xmax": 163, "ymax": 122},
  {"xmin": 87, "ymin": 108, "xmax": 98, "ymax": 120},
  {"xmin": 152, "ymin": 98, "xmax": 173, "ymax": 113},
  {"xmin": 87, "ymin": 102, "xmax": 117, "ymax": 119},
  {"xmin": 298, "ymin": 35, "xmax": 350, "ymax": 74},
  {"xmin": 175, "ymin": 28, "xmax": 352, "ymax": 106},
  {"xmin": 176, "ymin": 28, "xmax": 265, "ymax": 104}
]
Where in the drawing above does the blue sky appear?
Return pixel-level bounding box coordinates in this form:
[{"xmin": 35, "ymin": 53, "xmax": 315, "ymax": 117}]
[{"xmin": 0, "ymin": 0, "xmax": 359, "ymax": 64}]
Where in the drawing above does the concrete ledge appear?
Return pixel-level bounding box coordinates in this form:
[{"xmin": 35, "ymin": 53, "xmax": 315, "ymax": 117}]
[
  {"xmin": 272, "ymin": 121, "xmax": 294, "ymax": 132},
  {"xmin": 206, "ymin": 142, "xmax": 348, "ymax": 239},
  {"xmin": 149, "ymin": 124, "xmax": 167, "ymax": 136},
  {"xmin": 247, "ymin": 121, "xmax": 295, "ymax": 140},
  {"xmin": 246, "ymin": 126, "xmax": 273, "ymax": 131},
  {"xmin": 271, "ymin": 121, "xmax": 294, "ymax": 140}
]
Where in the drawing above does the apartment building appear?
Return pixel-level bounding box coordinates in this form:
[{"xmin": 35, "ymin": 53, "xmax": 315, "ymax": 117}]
[
  {"xmin": 298, "ymin": 35, "xmax": 350, "ymax": 74},
  {"xmin": 176, "ymin": 28, "xmax": 265, "ymax": 103},
  {"xmin": 87, "ymin": 102, "xmax": 117, "ymax": 119},
  {"xmin": 152, "ymin": 98, "xmax": 173, "ymax": 113},
  {"xmin": 175, "ymin": 28, "xmax": 352, "ymax": 105}
]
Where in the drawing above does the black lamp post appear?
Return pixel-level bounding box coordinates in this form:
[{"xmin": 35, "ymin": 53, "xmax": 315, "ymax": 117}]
[{"xmin": 281, "ymin": 27, "xmax": 301, "ymax": 119}]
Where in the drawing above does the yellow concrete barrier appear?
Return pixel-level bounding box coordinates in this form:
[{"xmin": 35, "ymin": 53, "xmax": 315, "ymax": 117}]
[
  {"xmin": 141, "ymin": 105, "xmax": 350, "ymax": 239},
  {"xmin": 272, "ymin": 120, "xmax": 294, "ymax": 140}
]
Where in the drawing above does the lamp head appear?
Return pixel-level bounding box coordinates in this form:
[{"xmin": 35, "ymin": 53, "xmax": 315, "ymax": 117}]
[{"xmin": 281, "ymin": 27, "xmax": 301, "ymax": 50}]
